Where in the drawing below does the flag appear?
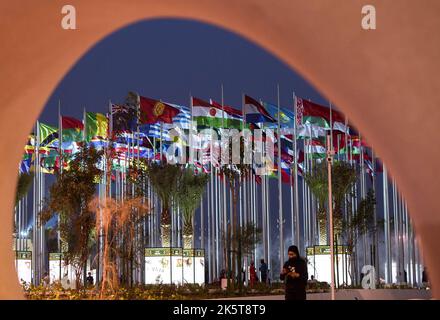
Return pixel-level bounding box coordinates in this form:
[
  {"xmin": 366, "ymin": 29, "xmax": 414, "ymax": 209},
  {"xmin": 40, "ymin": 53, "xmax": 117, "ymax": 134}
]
[
  {"xmin": 19, "ymin": 154, "xmax": 32, "ymax": 174},
  {"xmin": 139, "ymin": 96, "xmax": 180, "ymax": 124},
  {"xmin": 165, "ymin": 102, "xmax": 191, "ymax": 130},
  {"xmin": 305, "ymin": 139, "xmax": 327, "ymax": 158},
  {"xmin": 86, "ymin": 112, "xmax": 108, "ymax": 141},
  {"xmin": 297, "ymin": 123, "xmax": 327, "ymax": 139},
  {"xmin": 244, "ymin": 95, "xmax": 276, "ymax": 123},
  {"xmin": 62, "ymin": 116, "xmax": 84, "ymax": 142},
  {"xmin": 24, "ymin": 135, "xmax": 35, "ymax": 154},
  {"xmin": 296, "ymin": 97, "xmax": 349, "ymax": 133},
  {"xmin": 192, "ymin": 97, "xmax": 242, "ymax": 129},
  {"xmin": 261, "ymin": 101, "xmax": 295, "ymax": 128},
  {"xmin": 338, "ymin": 136, "xmax": 361, "ymax": 155},
  {"xmin": 140, "ymin": 123, "xmax": 171, "ymax": 141},
  {"xmin": 210, "ymin": 99, "xmax": 244, "ymax": 128},
  {"xmin": 39, "ymin": 123, "xmax": 58, "ymax": 145},
  {"xmin": 111, "ymin": 104, "xmax": 137, "ymax": 133}
]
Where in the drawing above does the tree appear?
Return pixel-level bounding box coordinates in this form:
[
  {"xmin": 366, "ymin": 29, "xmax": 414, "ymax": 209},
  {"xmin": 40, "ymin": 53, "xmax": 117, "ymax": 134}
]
[
  {"xmin": 220, "ymin": 135, "xmax": 251, "ymax": 288},
  {"xmin": 146, "ymin": 162, "xmax": 181, "ymax": 247},
  {"xmin": 175, "ymin": 168, "xmax": 209, "ymax": 249},
  {"xmin": 41, "ymin": 144, "xmax": 103, "ymax": 289},
  {"xmin": 342, "ymin": 189, "xmax": 377, "ymax": 284},
  {"xmin": 88, "ymin": 196, "xmax": 149, "ymax": 295},
  {"xmin": 304, "ymin": 160, "xmax": 357, "ymax": 244},
  {"xmin": 234, "ymin": 223, "xmax": 262, "ymax": 292},
  {"xmin": 15, "ymin": 172, "xmax": 34, "ymax": 205}
]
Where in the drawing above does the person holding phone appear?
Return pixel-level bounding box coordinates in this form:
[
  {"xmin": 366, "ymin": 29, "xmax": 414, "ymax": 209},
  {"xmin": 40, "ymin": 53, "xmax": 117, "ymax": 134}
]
[{"xmin": 280, "ymin": 245, "xmax": 308, "ymax": 300}]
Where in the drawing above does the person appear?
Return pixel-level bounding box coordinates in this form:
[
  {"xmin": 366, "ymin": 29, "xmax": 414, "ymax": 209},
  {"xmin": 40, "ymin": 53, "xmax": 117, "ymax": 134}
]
[
  {"xmin": 422, "ymin": 267, "xmax": 429, "ymax": 287},
  {"xmin": 308, "ymin": 275, "xmax": 318, "ymax": 289},
  {"xmin": 86, "ymin": 272, "xmax": 94, "ymax": 287},
  {"xmin": 42, "ymin": 272, "xmax": 50, "ymax": 287},
  {"xmin": 280, "ymin": 245, "xmax": 308, "ymax": 300},
  {"xmin": 259, "ymin": 259, "xmax": 268, "ymax": 284},
  {"xmin": 249, "ymin": 261, "xmax": 257, "ymax": 288}
]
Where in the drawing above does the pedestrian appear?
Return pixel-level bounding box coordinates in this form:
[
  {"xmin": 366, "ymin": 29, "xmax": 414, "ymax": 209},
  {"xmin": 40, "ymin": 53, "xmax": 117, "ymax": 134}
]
[
  {"xmin": 259, "ymin": 259, "xmax": 268, "ymax": 284},
  {"xmin": 249, "ymin": 261, "xmax": 257, "ymax": 288},
  {"xmin": 280, "ymin": 245, "xmax": 308, "ymax": 300},
  {"xmin": 86, "ymin": 272, "xmax": 94, "ymax": 287},
  {"xmin": 422, "ymin": 267, "xmax": 429, "ymax": 288}
]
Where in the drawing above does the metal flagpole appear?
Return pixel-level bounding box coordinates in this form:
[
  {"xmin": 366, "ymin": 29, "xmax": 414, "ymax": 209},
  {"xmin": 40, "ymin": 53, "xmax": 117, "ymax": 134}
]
[
  {"xmin": 326, "ymin": 133, "xmax": 336, "ymax": 300},
  {"xmin": 57, "ymin": 100, "xmax": 63, "ymax": 280},
  {"xmin": 266, "ymin": 150, "xmax": 271, "ymax": 281},
  {"xmin": 277, "ymin": 85, "xmax": 284, "ymax": 272},
  {"xmin": 395, "ymin": 188, "xmax": 401, "ymax": 283},
  {"xmin": 360, "ymin": 134, "xmax": 367, "ymax": 267},
  {"xmin": 32, "ymin": 121, "xmax": 39, "ymax": 285},
  {"xmin": 383, "ymin": 164, "xmax": 392, "ymax": 283},
  {"xmin": 293, "ymin": 92, "xmax": 300, "ymax": 247}
]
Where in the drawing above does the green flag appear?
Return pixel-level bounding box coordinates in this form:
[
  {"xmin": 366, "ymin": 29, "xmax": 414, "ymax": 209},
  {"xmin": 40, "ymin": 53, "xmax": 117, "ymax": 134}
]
[
  {"xmin": 39, "ymin": 123, "xmax": 58, "ymax": 145},
  {"xmin": 86, "ymin": 112, "xmax": 108, "ymax": 141}
]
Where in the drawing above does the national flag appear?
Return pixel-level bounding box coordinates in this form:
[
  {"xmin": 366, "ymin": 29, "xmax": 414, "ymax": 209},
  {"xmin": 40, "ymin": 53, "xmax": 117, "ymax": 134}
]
[
  {"xmin": 338, "ymin": 136, "xmax": 361, "ymax": 155},
  {"xmin": 243, "ymin": 95, "xmax": 276, "ymax": 123},
  {"xmin": 210, "ymin": 99, "xmax": 244, "ymax": 129},
  {"xmin": 210, "ymin": 100, "xmax": 243, "ymax": 117},
  {"xmin": 62, "ymin": 116, "xmax": 84, "ymax": 142},
  {"xmin": 139, "ymin": 123, "xmax": 171, "ymax": 141},
  {"xmin": 86, "ymin": 112, "xmax": 108, "ymax": 141},
  {"xmin": 305, "ymin": 139, "xmax": 327, "ymax": 158},
  {"xmin": 24, "ymin": 135, "xmax": 35, "ymax": 154},
  {"xmin": 297, "ymin": 123, "xmax": 327, "ymax": 139},
  {"xmin": 19, "ymin": 154, "xmax": 32, "ymax": 174},
  {"xmin": 296, "ymin": 97, "xmax": 349, "ymax": 133},
  {"xmin": 111, "ymin": 104, "xmax": 137, "ymax": 133},
  {"xmin": 165, "ymin": 102, "xmax": 191, "ymax": 130},
  {"xmin": 261, "ymin": 101, "xmax": 295, "ymax": 129},
  {"xmin": 139, "ymin": 96, "xmax": 180, "ymax": 124},
  {"xmin": 192, "ymin": 97, "xmax": 242, "ymax": 129},
  {"xmin": 39, "ymin": 123, "xmax": 58, "ymax": 145}
]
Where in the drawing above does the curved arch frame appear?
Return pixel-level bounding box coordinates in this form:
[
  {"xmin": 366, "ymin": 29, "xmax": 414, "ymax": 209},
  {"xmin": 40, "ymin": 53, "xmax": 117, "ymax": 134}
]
[{"xmin": 1, "ymin": 0, "xmax": 440, "ymax": 299}]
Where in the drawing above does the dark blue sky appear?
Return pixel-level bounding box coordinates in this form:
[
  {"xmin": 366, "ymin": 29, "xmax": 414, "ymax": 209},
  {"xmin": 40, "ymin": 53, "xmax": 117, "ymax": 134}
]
[{"xmin": 40, "ymin": 18, "xmax": 327, "ymax": 124}]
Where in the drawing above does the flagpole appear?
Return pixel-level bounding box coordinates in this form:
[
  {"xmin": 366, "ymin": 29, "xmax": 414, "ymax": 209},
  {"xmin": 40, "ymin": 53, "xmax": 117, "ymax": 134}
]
[
  {"xmin": 326, "ymin": 133, "xmax": 336, "ymax": 300},
  {"xmin": 293, "ymin": 92, "xmax": 300, "ymax": 248},
  {"xmin": 371, "ymin": 147, "xmax": 379, "ymax": 281},
  {"xmin": 57, "ymin": 100, "xmax": 62, "ymax": 280},
  {"xmin": 383, "ymin": 164, "xmax": 392, "ymax": 283},
  {"xmin": 220, "ymin": 84, "xmax": 227, "ymax": 273},
  {"xmin": 276, "ymin": 84, "xmax": 284, "ymax": 272},
  {"xmin": 32, "ymin": 121, "xmax": 39, "ymax": 285}
]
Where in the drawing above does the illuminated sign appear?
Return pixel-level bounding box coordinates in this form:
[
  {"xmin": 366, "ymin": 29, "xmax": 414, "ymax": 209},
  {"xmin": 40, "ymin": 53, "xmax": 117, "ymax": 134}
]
[
  {"xmin": 49, "ymin": 253, "xmax": 75, "ymax": 285},
  {"xmin": 306, "ymin": 245, "xmax": 351, "ymax": 286},
  {"xmin": 145, "ymin": 247, "xmax": 205, "ymax": 285},
  {"xmin": 15, "ymin": 251, "xmax": 32, "ymax": 284}
]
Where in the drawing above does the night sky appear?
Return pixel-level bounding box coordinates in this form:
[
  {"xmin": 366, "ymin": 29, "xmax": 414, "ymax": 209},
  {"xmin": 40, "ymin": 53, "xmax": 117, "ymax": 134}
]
[{"xmin": 40, "ymin": 18, "xmax": 327, "ymax": 124}]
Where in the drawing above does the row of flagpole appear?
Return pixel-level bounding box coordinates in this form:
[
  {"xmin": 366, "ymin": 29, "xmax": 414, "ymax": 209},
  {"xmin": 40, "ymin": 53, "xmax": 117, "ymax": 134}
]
[{"xmin": 15, "ymin": 89, "xmax": 427, "ymax": 289}]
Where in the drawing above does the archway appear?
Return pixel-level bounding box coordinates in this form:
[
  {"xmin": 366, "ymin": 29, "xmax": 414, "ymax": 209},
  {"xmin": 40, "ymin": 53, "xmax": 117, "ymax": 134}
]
[{"xmin": 1, "ymin": 0, "xmax": 439, "ymax": 299}]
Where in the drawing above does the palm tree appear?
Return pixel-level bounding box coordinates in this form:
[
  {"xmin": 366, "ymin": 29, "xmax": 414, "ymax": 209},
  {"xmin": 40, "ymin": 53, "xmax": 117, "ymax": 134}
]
[
  {"xmin": 304, "ymin": 160, "xmax": 329, "ymax": 245},
  {"xmin": 304, "ymin": 160, "xmax": 357, "ymax": 244},
  {"xmin": 146, "ymin": 162, "xmax": 181, "ymax": 247},
  {"xmin": 220, "ymin": 147, "xmax": 251, "ymax": 287},
  {"xmin": 175, "ymin": 168, "xmax": 209, "ymax": 249},
  {"xmin": 15, "ymin": 172, "xmax": 34, "ymax": 205}
]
